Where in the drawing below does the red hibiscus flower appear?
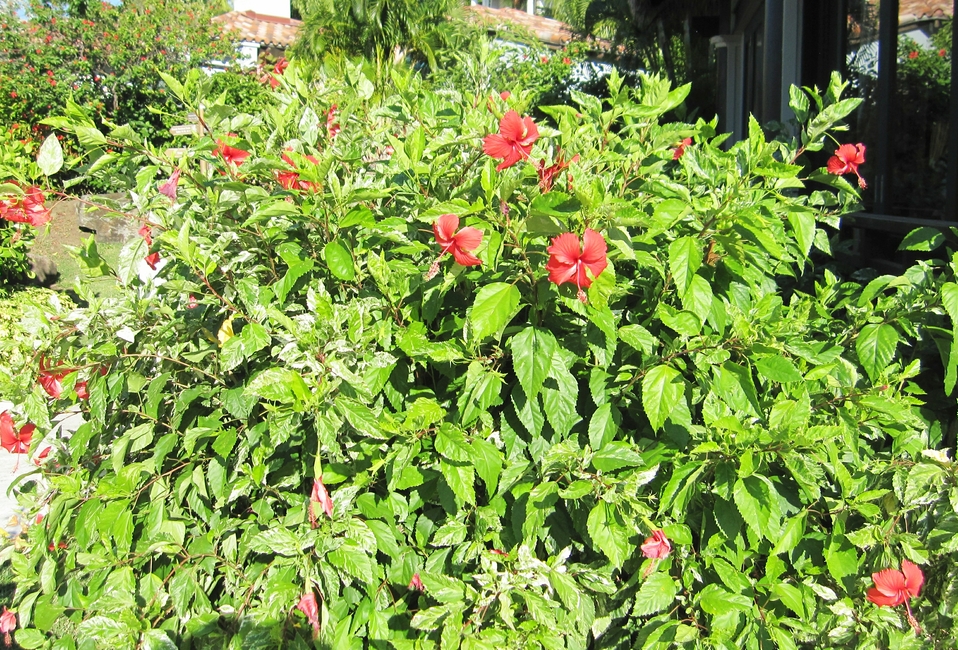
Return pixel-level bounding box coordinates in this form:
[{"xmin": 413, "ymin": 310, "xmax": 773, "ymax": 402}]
[
  {"xmin": 908, "ymin": 50, "xmax": 919, "ymax": 59},
  {"xmin": 0, "ymin": 607, "xmax": 15, "ymax": 646},
  {"xmin": 144, "ymin": 251, "xmax": 161, "ymax": 270},
  {"xmin": 867, "ymin": 559, "xmax": 923, "ymax": 608},
  {"xmin": 673, "ymin": 137, "xmax": 693, "ymax": 160},
  {"xmin": 535, "ymin": 150, "xmax": 580, "ymax": 193},
  {"xmin": 483, "ymin": 110, "xmax": 539, "ymax": 171},
  {"xmin": 545, "ymin": 229, "xmax": 608, "ymax": 302},
  {"xmin": 277, "ymin": 151, "xmax": 320, "ymax": 192},
  {"xmin": 434, "ymin": 214, "xmax": 482, "ymax": 266},
  {"xmin": 499, "ymin": 91, "xmax": 511, "ymax": 101},
  {"xmin": 75, "ymin": 380, "xmax": 89, "ymax": 400},
  {"xmin": 295, "ymin": 591, "xmax": 320, "ymax": 637},
  {"xmin": 0, "ymin": 185, "xmax": 51, "ymax": 227},
  {"xmin": 826, "ymin": 143, "xmax": 867, "ymax": 189},
  {"xmin": 138, "ymin": 223, "xmax": 153, "ymax": 246},
  {"xmin": 940, "ymin": 48, "xmax": 948, "ymax": 57},
  {"xmin": 38, "ymin": 358, "xmax": 69, "ymax": 399},
  {"xmin": 214, "ymin": 140, "xmax": 250, "ymax": 168},
  {"xmin": 867, "ymin": 559, "xmax": 924, "ymax": 633},
  {"xmin": 0, "ymin": 411, "xmax": 34, "ymax": 454},
  {"xmin": 309, "ymin": 476, "xmax": 334, "ymax": 526},
  {"xmin": 640, "ymin": 529, "xmax": 672, "ymax": 559},
  {"xmin": 408, "ymin": 573, "xmax": 424, "ymax": 591},
  {"xmin": 158, "ymin": 168, "xmax": 180, "ymax": 200}
]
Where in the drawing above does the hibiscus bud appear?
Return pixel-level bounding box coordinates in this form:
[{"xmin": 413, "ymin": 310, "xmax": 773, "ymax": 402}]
[
  {"xmin": 295, "ymin": 592, "xmax": 321, "ymax": 636},
  {"xmin": 640, "ymin": 529, "xmax": 672, "ymax": 559},
  {"xmin": 408, "ymin": 573, "xmax": 424, "ymax": 591},
  {"xmin": 309, "ymin": 476, "xmax": 334, "ymax": 527}
]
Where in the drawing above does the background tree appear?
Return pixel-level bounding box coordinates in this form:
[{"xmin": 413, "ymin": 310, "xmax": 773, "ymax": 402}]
[{"xmin": 291, "ymin": 0, "xmax": 468, "ymax": 69}]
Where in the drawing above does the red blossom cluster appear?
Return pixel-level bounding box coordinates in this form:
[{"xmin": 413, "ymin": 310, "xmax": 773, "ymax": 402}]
[
  {"xmin": 867, "ymin": 559, "xmax": 924, "ymax": 633},
  {"xmin": 0, "ymin": 185, "xmax": 51, "ymax": 227}
]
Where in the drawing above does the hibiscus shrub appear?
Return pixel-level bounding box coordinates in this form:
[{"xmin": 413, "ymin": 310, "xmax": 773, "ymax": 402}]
[{"xmin": 6, "ymin": 62, "xmax": 958, "ymax": 649}]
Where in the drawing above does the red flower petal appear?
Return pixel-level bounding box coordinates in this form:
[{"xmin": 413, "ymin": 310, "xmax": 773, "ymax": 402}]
[
  {"xmin": 482, "ymin": 133, "xmax": 514, "ymax": 161},
  {"xmin": 145, "ymin": 252, "xmax": 161, "ymax": 270},
  {"xmin": 498, "ymin": 110, "xmax": 526, "ymax": 142},
  {"xmin": 902, "ymin": 559, "xmax": 924, "ymax": 597},
  {"xmin": 434, "ymin": 214, "xmax": 460, "ymax": 248},
  {"xmin": 867, "ymin": 586, "xmax": 905, "ymax": 607},
  {"xmin": 581, "ymin": 228, "xmax": 608, "ymax": 277}
]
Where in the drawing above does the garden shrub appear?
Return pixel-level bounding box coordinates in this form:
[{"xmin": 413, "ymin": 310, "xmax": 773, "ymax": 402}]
[{"xmin": 6, "ymin": 61, "xmax": 958, "ymax": 649}]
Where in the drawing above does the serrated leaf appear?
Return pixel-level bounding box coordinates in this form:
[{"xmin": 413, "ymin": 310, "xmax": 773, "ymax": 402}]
[
  {"xmin": 669, "ymin": 236, "xmax": 701, "ymax": 297},
  {"xmin": 755, "ymin": 356, "xmax": 803, "ymax": 383},
  {"xmin": 510, "ymin": 327, "xmax": 557, "ymax": 400},
  {"xmin": 469, "ymin": 282, "xmax": 520, "ymax": 342},
  {"xmin": 642, "ymin": 365, "xmax": 684, "ymax": 431},
  {"xmin": 856, "ymin": 323, "xmax": 898, "ymax": 382},
  {"xmin": 632, "ymin": 573, "xmax": 678, "ymax": 616},
  {"xmin": 587, "ymin": 501, "xmax": 630, "ymax": 568},
  {"xmin": 324, "ymin": 240, "xmax": 355, "ymax": 281},
  {"xmin": 733, "ymin": 475, "xmax": 780, "ymax": 540},
  {"xmin": 249, "ymin": 528, "xmax": 302, "ymax": 557}
]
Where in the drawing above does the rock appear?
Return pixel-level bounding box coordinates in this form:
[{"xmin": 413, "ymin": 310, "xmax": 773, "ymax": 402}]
[
  {"xmin": 78, "ymin": 193, "xmax": 139, "ymax": 243},
  {"xmin": 27, "ymin": 253, "xmax": 59, "ymax": 287}
]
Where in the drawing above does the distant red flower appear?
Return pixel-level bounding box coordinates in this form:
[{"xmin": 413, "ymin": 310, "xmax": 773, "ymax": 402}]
[
  {"xmin": 562, "ymin": 57, "xmax": 571, "ymax": 64},
  {"xmin": 214, "ymin": 140, "xmax": 250, "ymax": 168},
  {"xmin": 0, "ymin": 412, "xmax": 34, "ymax": 454},
  {"xmin": 158, "ymin": 168, "xmax": 180, "ymax": 200},
  {"xmin": 34, "ymin": 446, "xmax": 51, "ymax": 466},
  {"xmin": 673, "ymin": 137, "xmax": 693, "ymax": 160},
  {"xmin": 0, "ymin": 607, "xmax": 15, "ymax": 645},
  {"xmin": 408, "ymin": 573, "xmax": 424, "ymax": 591},
  {"xmin": 0, "ymin": 185, "xmax": 51, "ymax": 227},
  {"xmin": 540, "ymin": 55, "xmax": 549, "ymax": 63},
  {"xmin": 187, "ymin": 294, "xmax": 198, "ymax": 309},
  {"xmin": 640, "ymin": 529, "xmax": 672, "ymax": 559},
  {"xmin": 138, "ymin": 223, "xmax": 153, "ymax": 246},
  {"xmin": 867, "ymin": 559, "xmax": 923, "ymax": 608},
  {"xmin": 75, "ymin": 381, "xmax": 89, "ymax": 400},
  {"xmin": 277, "ymin": 151, "xmax": 320, "ymax": 192},
  {"xmin": 908, "ymin": 50, "xmax": 919, "ymax": 59},
  {"xmin": 826, "ymin": 143, "xmax": 867, "ymax": 189},
  {"xmin": 535, "ymin": 150, "xmax": 579, "ymax": 193},
  {"xmin": 433, "ymin": 214, "xmax": 482, "ymax": 267},
  {"xmin": 940, "ymin": 48, "xmax": 948, "ymax": 57},
  {"xmin": 499, "ymin": 91, "xmax": 511, "ymax": 101},
  {"xmin": 326, "ymin": 105, "xmax": 340, "ymax": 139},
  {"xmin": 38, "ymin": 358, "xmax": 69, "ymax": 399},
  {"xmin": 483, "ymin": 110, "xmax": 539, "ymax": 171},
  {"xmin": 309, "ymin": 476, "xmax": 334, "ymax": 526},
  {"xmin": 545, "ymin": 229, "xmax": 608, "ymax": 302},
  {"xmin": 144, "ymin": 251, "xmax": 161, "ymax": 270},
  {"xmin": 296, "ymin": 592, "xmax": 320, "ymax": 637}
]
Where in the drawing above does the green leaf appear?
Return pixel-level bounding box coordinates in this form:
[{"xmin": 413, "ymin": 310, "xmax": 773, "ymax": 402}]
[
  {"xmin": 37, "ymin": 133, "xmax": 64, "ymax": 176},
  {"xmin": 510, "ymin": 327, "xmax": 557, "ymax": 400},
  {"xmin": 588, "ymin": 402, "xmax": 617, "ymax": 451},
  {"xmin": 468, "ymin": 282, "xmax": 520, "ymax": 342},
  {"xmin": 328, "ymin": 540, "xmax": 374, "ymax": 582},
  {"xmin": 787, "ymin": 209, "xmax": 816, "ymax": 258},
  {"xmin": 470, "ymin": 437, "xmax": 502, "ymax": 494},
  {"xmin": 941, "ymin": 283, "xmax": 958, "ymax": 324},
  {"xmin": 733, "ymin": 475, "xmax": 781, "ymax": 540},
  {"xmin": 440, "ymin": 459, "xmax": 475, "ymax": 506},
  {"xmin": 618, "ymin": 324, "xmax": 656, "ymax": 355},
  {"xmin": 898, "ymin": 226, "xmax": 944, "ymax": 251},
  {"xmin": 587, "ymin": 501, "xmax": 630, "ymax": 568},
  {"xmin": 642, "ymin": 365, "xmax": 685, "ymax": 431},
  {"xmin": 16, "ymin": 629, "xmax": 48, "ymax": 649},
  {"xmin": 540, "ymin": 352, "xmax": 580, "ymax": 435},
  {"xmin": 158, "ymin": 71, "xmax": 185, "ymax": 100},
  {"xmin": 771, "ymin": 512, "xmax": 807, "ymax": 556},
  {"xmin": 591, "ymin": 441, "xmax": 644, "ymax": 472},
  {"xmin": 324, "ymin": 240, "xmax": 356, "ymax": 281},
  {"xmin": 856, "ymin": 323, "xmax": 898, "ymax": 381},
  {"xmin": 669, "ymin": 236, "xmax": 702, "ymax": 297},
  {"xmin": 755, "ymin": 356, "xmax": 803, "ymax": 383},
  {"xmin": 632, "ymin": 573, "xmax": 678, "ymax": 616},
  {"xmin": 245, "ymin": 368, "xmax": 310, "ymax": 405},
  {"xmin": 249, "ymin": 528, "xmax": 302, "ymax": 557}
]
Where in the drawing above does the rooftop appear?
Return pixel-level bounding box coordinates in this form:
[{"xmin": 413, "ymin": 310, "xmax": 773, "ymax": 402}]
[{"xmin": 213, "ymin": 10, "xmax": 302, "ymax": 48}]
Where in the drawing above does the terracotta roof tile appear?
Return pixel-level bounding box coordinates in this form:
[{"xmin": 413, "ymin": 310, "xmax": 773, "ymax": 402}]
[
  {"xmin": 213, "ymin": 11, "xmax": 302, "ymax": 48},
  {"xmin": 463, "ymin": 5, "xmax": 575, "ymax": 48},
  {"xmin": 899, "ymin": 0, "xmax": 953, "ymax": 23}
]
